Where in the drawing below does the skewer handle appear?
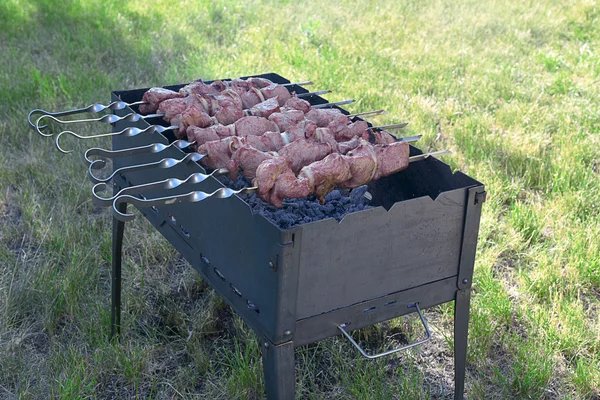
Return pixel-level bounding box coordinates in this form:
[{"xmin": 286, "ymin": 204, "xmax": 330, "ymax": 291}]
[
  {"xmin": 92, "ymin": 169, "xmax": 227, "ymax": 207},
  {"xmin": 88, "ymin": 153, "xmax": 205, "ymax": 184},
  {"xmin": 27, "ymin": 100, "xmax": 146, "ymax": 131},
  {"xmin": 113, "ymin": 186, "xmax": 257, "ymax": 222},
  {"xmin": 55, "ymin": 125, "xmax": 177, "ymax": 154},
  {"xmin": 35, "ymin": 112, "xmax": 162, "ymax": 138},
  {"xmin": 84, "ymin": 139, "xmax": 195, "ymax": 166}
]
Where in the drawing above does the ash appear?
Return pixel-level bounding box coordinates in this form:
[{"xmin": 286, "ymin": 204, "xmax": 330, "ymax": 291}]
[{"xmin": 220, "ymin": 175, "xmax": 373, "ymax": 229}]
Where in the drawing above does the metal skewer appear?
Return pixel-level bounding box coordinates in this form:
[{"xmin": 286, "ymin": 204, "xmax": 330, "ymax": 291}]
[
  {"xmin": 347, "ymin": 110, "xmax": 387, "ymax": 118},
  {"xmin": 92, "ymin": 169, "xmax": 228, "ymax": 207},
  {"xmin": 27, "ymin": 100, "xmax": 146, "ymax": 130},
  {"xmin": 38, "ymin": 90, "xmax": 333, "ymax": 138},
  {"xmin": 297, "ymin": 90, "xmax": 331, "ymax": 98},
  {"xmin": 407, "ymin": 149, "xmax": 451, "ymax": 162},
  {"xmin": 312, "ymin": 99, "xmax": 355, "ymax": 109},
  {"xmin": 35, "ymin": 112, "xmax": 163, "ymax": 137},
  {"xmin": 55, "ymin": 125, "xmax": 178, "ymax": 153},
  {"xmin": 84, "ymin": 139, "xmax": 195, "ymax": 166},
  {"xmin": 88, "ymin": 153, "xmax": 205, "ymax": 184},
  {"xmin": 110, "ymin": 149, "xmax": 450, "ymax": 222},
  {"xmin": 29, "ymin": 80, "xmax": 315, "ymax": 131},
  {"xmin": 282, "ymin": 81, "xmax": 313, "ymax": 87},
  {"xmin": 368, "ymin": 122, "xmax": 409, "ymax": 131},
  {"xmin": 113, "ymin": 187, "xmax": 257, "ymax": 221}
]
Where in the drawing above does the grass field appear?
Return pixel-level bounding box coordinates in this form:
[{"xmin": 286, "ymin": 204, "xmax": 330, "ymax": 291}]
[{"xmin": 1, "ymin": 0, "xmax": 599, "ymax": 398}]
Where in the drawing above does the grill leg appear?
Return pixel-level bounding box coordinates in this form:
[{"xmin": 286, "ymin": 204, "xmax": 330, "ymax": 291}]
[
  {"xmin": 261, "ymin": 339, "xmax": 295, "ymax": 400},
  {"xmin": 110, "ymin": 202, "xmax": 127, "ymax": 339},
  {"xmin": 454, "ymin": 288, "xmax": 471, "ymax": 400}
]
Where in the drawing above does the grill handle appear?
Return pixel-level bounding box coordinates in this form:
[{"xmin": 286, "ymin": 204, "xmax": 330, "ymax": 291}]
[{"xmin": 337, "ymin": 302, "xmax": 431, "ymax": 360}]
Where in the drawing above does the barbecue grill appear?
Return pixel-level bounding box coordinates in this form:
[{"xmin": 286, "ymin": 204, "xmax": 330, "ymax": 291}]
[{"xmin": 32, "ymin": 72, "xmax": 485, "ymax": 399}]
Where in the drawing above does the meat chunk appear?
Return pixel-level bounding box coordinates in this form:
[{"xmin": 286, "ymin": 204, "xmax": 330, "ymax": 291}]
[
  {"xmin": 253, "ymin": 157, "xmax": 293, "ymax": 199},
  {"xmin": 298, "ymin": 153, "xmax": 352, "ymax": 202},
  {"xmin": 307, "ymin": 127, "xmax": 339, "ymax": 152},
  {"xmin": 269, "ymin": 169, "xmax": 312, "ymax": 208},
  {"xmin": 197, "ymin": 137, "xmax": 235, "ymax": 170},
  {"xmin": 248, "ymin": 97, "xmax": 280, "ymax": 118},
  {"xmin": 244, "ymin": 129, "xmax": 304, "ymax": 152},
  {"xmin": 372, "ymin": 130, "xmax": 396, "ymax": 145},
  {"xmin": 187, "ymin": 126, "xmax": 220, "ymax": 146},
  {"xmin": 305, "ymin": 108, "xmax": 344, "ymax": 127},
  {"xmin": 268, "ymin": 110, "xmax": 304, "ymax": 132},
  {"xmin": 230, "ymin": 142, "xmax": 278, "ymax": 180},
  {"xmin": 261, "ymin": 84, "xmax": 292, "ymax": 106},
  {"xmin": 331, "ymin": 120, "xmax": 369, "ymax": 142},
  {"xmin": 338, "ymin": 140, "xmax": 378, "ymax": 188},
  {"xmin": 337, "ymin": 136, "xmax": 362, "ymax": 154},
  {"xmin": 372, "ymin": 141, "xmax": 410, "ymax": 180},
  {"xmin": 253, "ymin": 158, "xmax": 311, "ymax": 208},
  {"xmin": 283, "ymin": 96, "xmax": 311, "ymax": 114},
  {"xmin": 178, "ymin": 103, "xmax": 216, "ymax": 136},
  {"xmin": 179, "ymin": 80, "xmax": 222, "ymax": 97},
  {"xmin": 210, "ymin": 90, "xmax": 244, "ymax": 125},
  {"xmin": 158, "ymin": 96, "xmax": 201, "ymax": 122},
  {"xmin": 240, "ymin": 87, "xmax": 265, "ymax": 109},
  {"xmin": 139, "ymin": 88, "xmax": 182, "ymax": 114},
  {"xmin": 235, "ymin": 116, "xmax": 278, "ymax": 137},
  {"xmin": 246, "ymin": 77, "xmax": 274, "ymax": 89},
  {"xmin": 277, "ymin": 139, "xmax": 332, "ymax": 174}
]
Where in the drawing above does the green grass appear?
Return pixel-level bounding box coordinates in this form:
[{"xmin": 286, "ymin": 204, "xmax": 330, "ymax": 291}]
[{"xmin": 1, "ymin": 0, "xmax": 599, "ymax": 398}]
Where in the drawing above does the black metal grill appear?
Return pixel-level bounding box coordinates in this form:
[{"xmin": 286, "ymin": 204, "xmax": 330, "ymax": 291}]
[{"xmin": 108, "ymin": 73, "xmax": 485, "ymax": 399}]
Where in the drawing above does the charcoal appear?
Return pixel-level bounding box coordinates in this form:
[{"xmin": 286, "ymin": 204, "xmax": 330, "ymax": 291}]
[{"xmin": 217, "ymin": 174, "xmax": 372, "ymax": 229}]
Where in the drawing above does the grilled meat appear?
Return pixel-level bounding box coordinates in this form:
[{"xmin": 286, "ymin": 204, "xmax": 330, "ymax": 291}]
[
  {"xmin": 139, "ymin": 88, "xmax": 182, "ymax": 114},
  {"xmin": 252, "ymin": 140, "xmax": 410, "ymax": 207}
]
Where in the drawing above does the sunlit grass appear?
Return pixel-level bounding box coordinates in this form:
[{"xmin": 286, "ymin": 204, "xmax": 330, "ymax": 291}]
[{"xmin": 1, "ymin": 0, "xmax": 599, "ymax": 398}]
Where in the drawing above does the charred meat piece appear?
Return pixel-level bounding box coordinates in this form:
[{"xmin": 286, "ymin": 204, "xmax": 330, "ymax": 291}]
[
  {"xmin": 253, "ymin": 158, "xmax": 312, "ymax": 208},
  {"xmin": 268, "ymin": 110, "xmax": 305, "ymax": 132},
  {"xmin": 139, "ymin": 88, "xmax": 182, "ymax": 114}
]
